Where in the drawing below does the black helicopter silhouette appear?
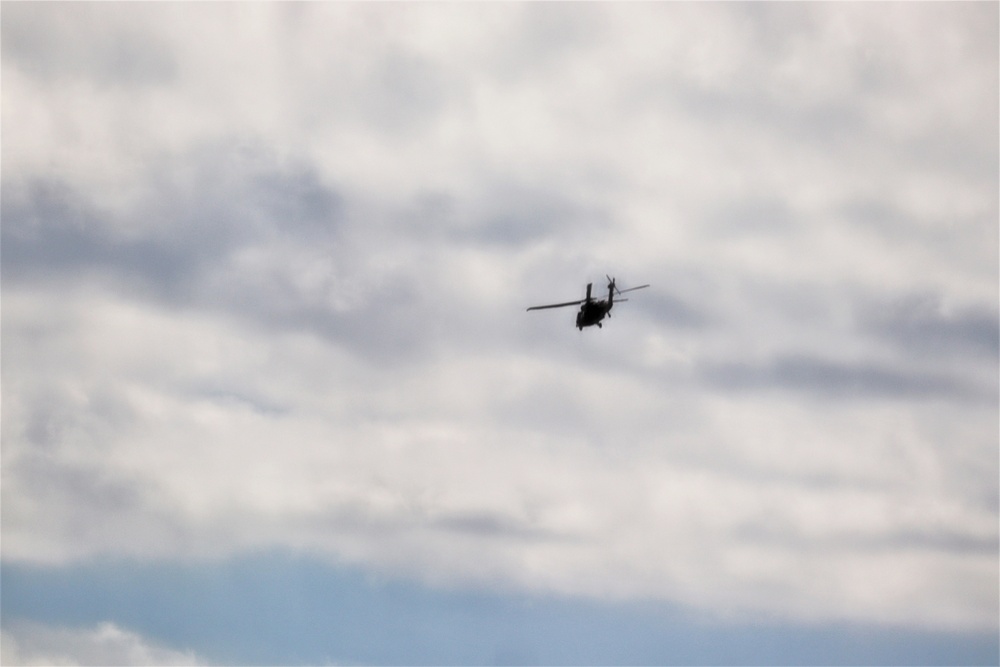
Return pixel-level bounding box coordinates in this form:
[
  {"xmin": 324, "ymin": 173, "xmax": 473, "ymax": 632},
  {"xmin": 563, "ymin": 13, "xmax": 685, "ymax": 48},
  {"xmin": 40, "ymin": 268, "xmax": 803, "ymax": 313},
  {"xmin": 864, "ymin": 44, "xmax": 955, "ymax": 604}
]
[{"xmin": 527, "ymin": 276, "xmax": 649, "ymax": 330}]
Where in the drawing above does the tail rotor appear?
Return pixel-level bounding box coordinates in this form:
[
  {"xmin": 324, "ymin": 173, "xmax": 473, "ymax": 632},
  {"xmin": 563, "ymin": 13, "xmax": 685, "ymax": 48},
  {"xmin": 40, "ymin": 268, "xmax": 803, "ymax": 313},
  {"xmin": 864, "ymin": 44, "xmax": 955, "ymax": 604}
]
[{"xmin": 606, "ymin": 275, "xmax": 623, "ymax": 297}]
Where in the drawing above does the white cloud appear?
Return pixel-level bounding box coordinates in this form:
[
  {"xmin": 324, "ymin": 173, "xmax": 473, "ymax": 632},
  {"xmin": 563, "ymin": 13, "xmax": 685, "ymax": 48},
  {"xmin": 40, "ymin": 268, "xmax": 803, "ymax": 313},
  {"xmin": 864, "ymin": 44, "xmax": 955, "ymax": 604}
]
[
  {"xmin": 1, "ymin": 622, "xmax": 205, "ymax": 666},
  {"xmin": 2, "ymin": 1, "xmax": 996, "ymax": 634}
]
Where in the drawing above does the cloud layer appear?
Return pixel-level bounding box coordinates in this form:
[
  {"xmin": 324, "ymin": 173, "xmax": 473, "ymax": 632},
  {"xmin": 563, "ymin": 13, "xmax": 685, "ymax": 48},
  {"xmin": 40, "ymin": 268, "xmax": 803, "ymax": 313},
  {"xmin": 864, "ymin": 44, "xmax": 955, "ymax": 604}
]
[
  {"xmin": 3, "ymin": 1, "xmax": 997, "ymax": 639},
  {"xmin": 1, "ymin": 622, "xmax": 204, "ymax": 667}
]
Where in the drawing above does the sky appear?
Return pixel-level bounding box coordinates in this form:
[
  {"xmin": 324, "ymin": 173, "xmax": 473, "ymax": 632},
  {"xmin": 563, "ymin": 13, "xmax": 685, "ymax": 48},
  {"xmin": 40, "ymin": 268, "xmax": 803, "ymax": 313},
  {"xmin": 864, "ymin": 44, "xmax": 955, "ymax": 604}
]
[{"xmin": 1, "ymin": 2, "xmax": 997, "ymax": 665}]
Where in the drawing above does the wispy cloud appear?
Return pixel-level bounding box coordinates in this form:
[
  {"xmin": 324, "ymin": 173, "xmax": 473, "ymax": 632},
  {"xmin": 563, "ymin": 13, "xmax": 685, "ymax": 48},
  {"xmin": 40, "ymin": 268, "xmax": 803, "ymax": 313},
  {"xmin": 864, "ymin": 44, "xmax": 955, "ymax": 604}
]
[{"xmin": 1, "ymin": 622, "xmax": 206, "ymax": 667}]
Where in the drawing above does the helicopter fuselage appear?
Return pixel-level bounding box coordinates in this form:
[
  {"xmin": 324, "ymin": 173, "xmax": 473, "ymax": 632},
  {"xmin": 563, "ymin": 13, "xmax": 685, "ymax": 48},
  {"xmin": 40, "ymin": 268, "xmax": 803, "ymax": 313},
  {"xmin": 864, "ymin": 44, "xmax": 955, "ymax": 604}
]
[{"xmin": 576, "ymin": 299, "xmax": 612, "ymax": 330}]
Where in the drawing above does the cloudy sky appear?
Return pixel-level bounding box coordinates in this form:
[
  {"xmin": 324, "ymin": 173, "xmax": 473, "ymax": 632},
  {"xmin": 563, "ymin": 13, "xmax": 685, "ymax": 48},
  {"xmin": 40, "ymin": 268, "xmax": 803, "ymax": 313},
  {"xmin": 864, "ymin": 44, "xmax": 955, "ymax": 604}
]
[{"xmin": 2, "ymin": 2, "xmax": 997, "ymax": 665}]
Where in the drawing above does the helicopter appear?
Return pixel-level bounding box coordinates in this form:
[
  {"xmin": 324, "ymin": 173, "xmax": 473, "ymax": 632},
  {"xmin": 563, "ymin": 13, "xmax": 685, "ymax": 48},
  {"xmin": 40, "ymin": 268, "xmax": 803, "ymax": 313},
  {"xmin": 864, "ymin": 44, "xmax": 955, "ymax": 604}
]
[{"xmin": 527, "ymin": 276, "xmax": 650, "ymax": 330}]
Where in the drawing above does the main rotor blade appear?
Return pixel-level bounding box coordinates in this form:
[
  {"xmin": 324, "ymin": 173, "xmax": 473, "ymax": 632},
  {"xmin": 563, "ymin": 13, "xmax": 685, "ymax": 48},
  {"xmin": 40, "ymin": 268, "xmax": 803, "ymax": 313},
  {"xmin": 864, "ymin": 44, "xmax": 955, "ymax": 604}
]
[
  {"xmin": 527, "ymin": 299, "xmax": 586, "ymax": 311},
  {"xmin": 616, "ymin": 284, "xmax": 650, "ymax": 294}
]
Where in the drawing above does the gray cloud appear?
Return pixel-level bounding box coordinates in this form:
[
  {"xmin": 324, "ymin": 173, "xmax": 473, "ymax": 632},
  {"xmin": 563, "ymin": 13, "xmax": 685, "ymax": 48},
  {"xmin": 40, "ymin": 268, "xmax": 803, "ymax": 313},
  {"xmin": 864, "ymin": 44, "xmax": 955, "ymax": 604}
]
[
  {"xmin": 2, "ymin": 179, "xmax": 217, "ymax": 299},
  {"xmin": 704, "ymin": 197, "xmax": 797, "ymax": 238},
  {"xmin": 735, "ymin": 521, "xmax": 999, "ymax": 556},
  {"xmin": 490, "ymin": 3, "xmax": 609, "ymax": 83},
  {"xmin": 431, "ymin": 511, "xmax": 578, "ymax": 543},
  {"xmin": 636, "ymin": 291, "xmax": 710, "ymax": 330},
  {"xmin": 860, "ymin": 293, "xmax": 999, "ymax": 360},
  {"xmin": 701, "ymin": 354, "xmax": 995, "ymax": 403},
  {"xmin": 2, "ymin": 144, "xmax": 342, "ymax": 286},
  {"xmin": 2, "ymin": 143, "xmax": 349, "ymax": 326},
  {"xmin": 364, "ymin": 51, "xmax": 456, "ymax": 136},
  {"xmin": 2, "ymin": 4, "xmax": 177, "ymax": 87}
]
